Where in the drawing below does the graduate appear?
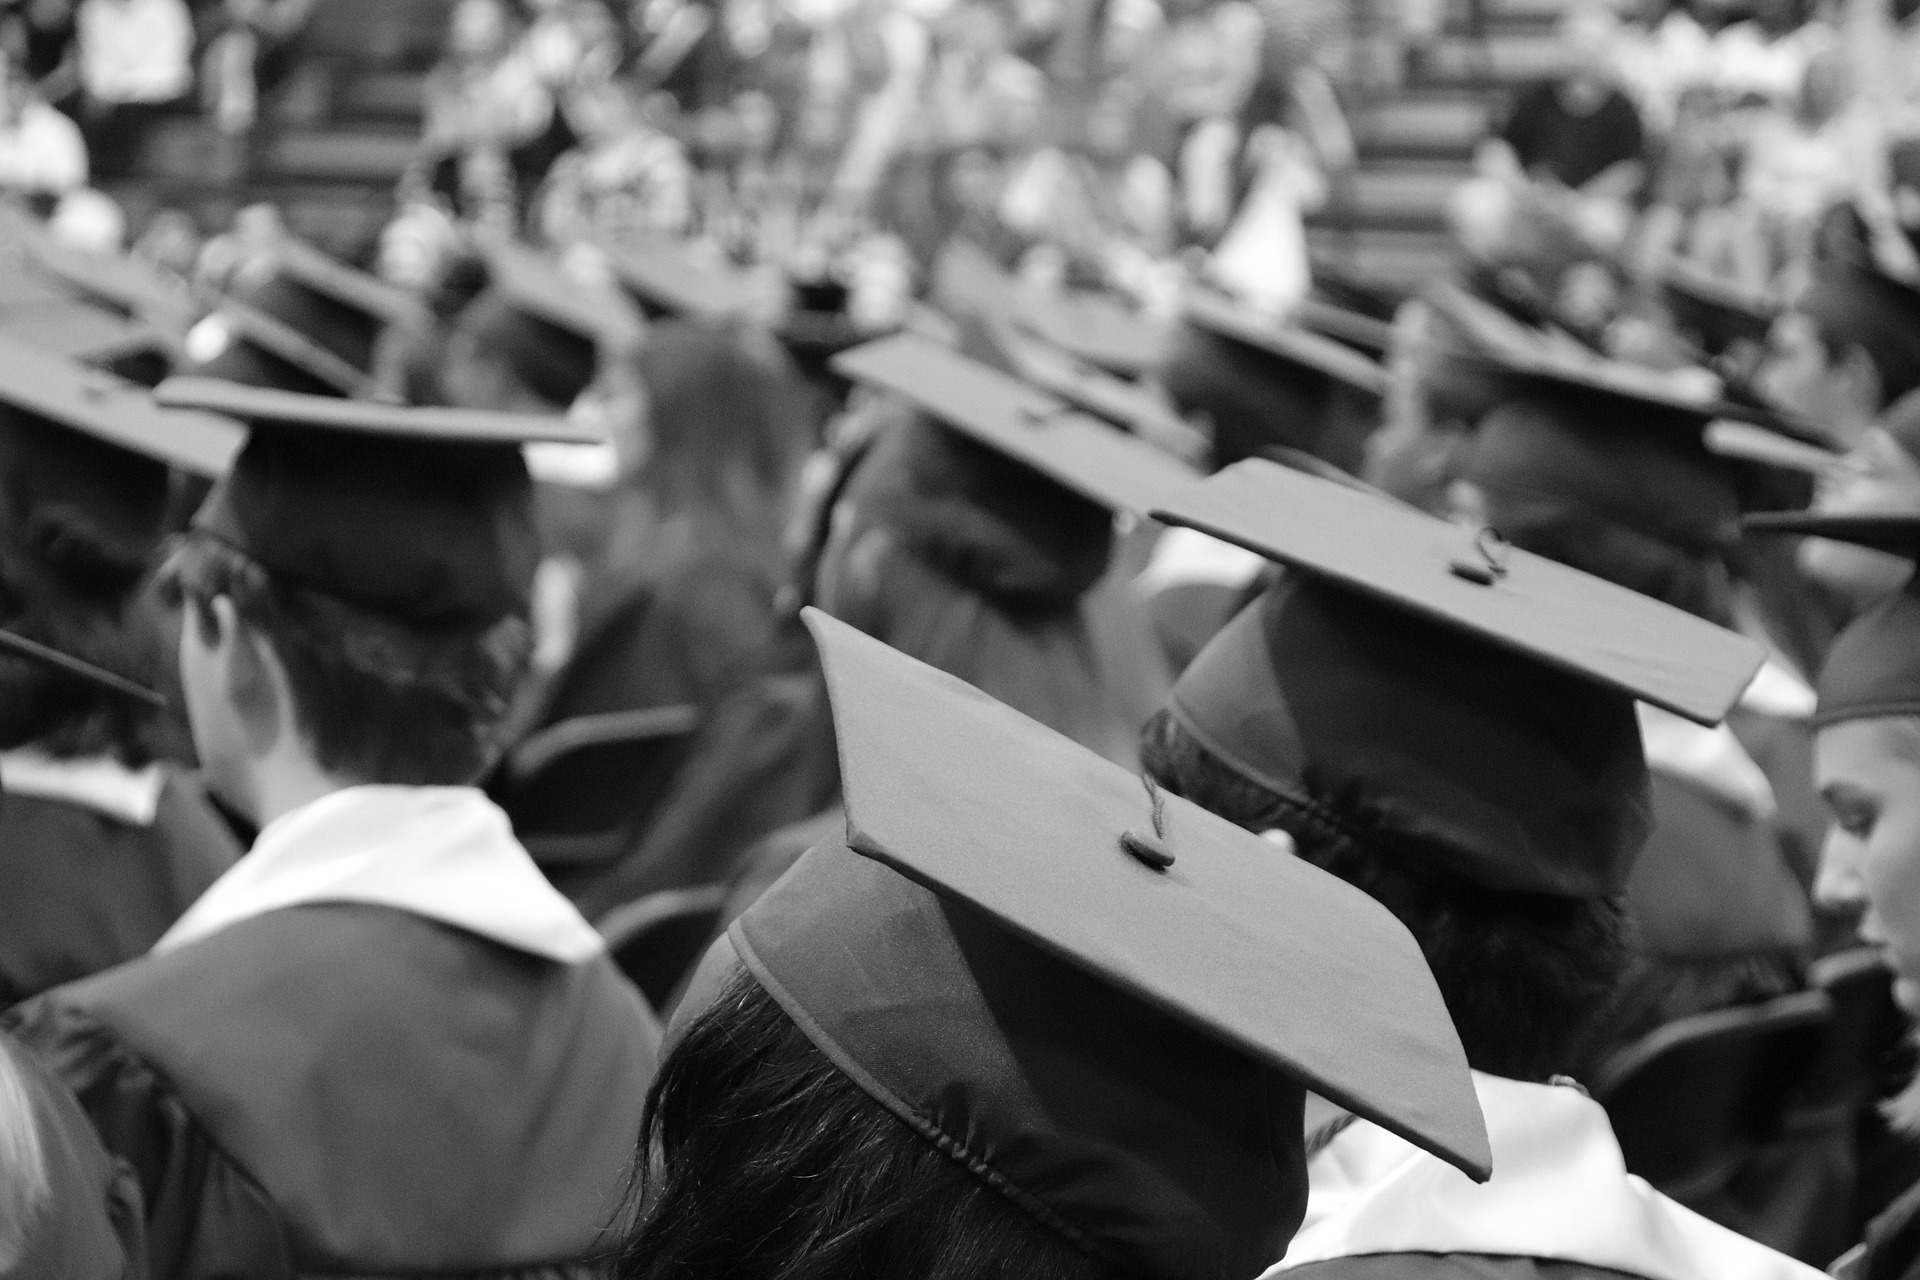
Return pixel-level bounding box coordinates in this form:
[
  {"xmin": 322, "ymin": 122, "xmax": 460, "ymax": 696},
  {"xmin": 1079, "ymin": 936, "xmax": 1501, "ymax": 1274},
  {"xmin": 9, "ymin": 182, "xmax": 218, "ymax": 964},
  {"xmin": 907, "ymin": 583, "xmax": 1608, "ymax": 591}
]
[
  {"xmin": 1789, "ymin": 389, "xmax": 1920, "ymax": 608},
  {"xmin": 5, "ymin": 379, "xmax": 663, "ymax": 1280},
  {"xmin": 0, "ymin": 629, "xmax": 159, "ymax": 1280},
  {"xmin": 1761, "ymin": 251, "xmax": 1920, "ymax": 449},
  {"xmin": 706, "ymin": 332, "xmax": 1196, "ymax": 939},
  {"xmin": 1134, "ymin": 461, "xmax": 1821, "ymax": 1279},
  {"xmin": 0, "ymin": 337, "xmax": 245, "ymax": 1008},
  {"xmin": 612, "ymin": 607, "xmax": 1494, "ymax": 1280},
  {"xmin": 1742, "ymin": 514, "xmax": 1920, "ymax": 1279}
]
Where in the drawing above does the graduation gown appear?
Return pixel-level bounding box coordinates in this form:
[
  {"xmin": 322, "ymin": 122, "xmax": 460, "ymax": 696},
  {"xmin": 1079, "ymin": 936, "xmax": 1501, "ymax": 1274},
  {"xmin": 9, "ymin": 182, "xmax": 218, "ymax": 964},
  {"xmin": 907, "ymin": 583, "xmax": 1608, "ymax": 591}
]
[
  {"xmin": 0, "ymin": 755, "xmax": 240, "ymax": 1008},
  {"xmin": 4, "ymin": 786, "xmax": 661, "ymax": 1280},
  {"xmin": 1271, "ymin": 1074, "xmax": 1823, "ymax": 1280},
  {"xmin": 1, "ymin": 1030, "xmax": 146, "ymax": 1280}
]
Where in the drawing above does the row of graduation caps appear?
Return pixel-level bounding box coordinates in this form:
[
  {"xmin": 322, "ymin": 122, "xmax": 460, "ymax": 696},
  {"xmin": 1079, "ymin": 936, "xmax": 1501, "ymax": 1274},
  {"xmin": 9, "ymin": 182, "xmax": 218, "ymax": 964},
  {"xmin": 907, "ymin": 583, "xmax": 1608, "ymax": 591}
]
[{"xmin": 23, "ymin": 203, "xmax": 1920, "ymax": 1263}]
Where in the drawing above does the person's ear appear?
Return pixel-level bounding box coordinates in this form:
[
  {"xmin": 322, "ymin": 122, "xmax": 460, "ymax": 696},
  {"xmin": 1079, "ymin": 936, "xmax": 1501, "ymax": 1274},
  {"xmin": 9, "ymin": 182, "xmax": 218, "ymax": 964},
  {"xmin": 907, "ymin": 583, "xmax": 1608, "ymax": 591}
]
[{"xmin": 205, "ymin": 597, "xmax": 289, "ymax": 755}]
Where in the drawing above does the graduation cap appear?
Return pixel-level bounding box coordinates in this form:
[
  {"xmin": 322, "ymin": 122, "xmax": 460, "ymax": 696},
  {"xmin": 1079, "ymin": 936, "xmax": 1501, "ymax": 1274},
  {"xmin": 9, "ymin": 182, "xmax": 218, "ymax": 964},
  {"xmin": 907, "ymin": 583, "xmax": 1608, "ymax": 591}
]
[
  {"xmin": 0, "ymin": 300, "xmax": 177, "ymax": 385},
  {"xmin": 697, "ymin": 607, "xmax": 1490, "ymax": 1279},
  {"xmin": 25, "ymin": 237, "xmax": 198, "ymax": 338},
  {"xmin": 1743, "ymin": 512, "xmax": 1920, "ymax": 729},
  {"xmin": 1157, "ymin": 460, "xmax": 1764, "ymax": 897},
  {"xmin": 156, "ymin": 376, "xmax": 594, "ymax": 628},
  {"xmin": 462, "ymin": 240, "xmax": 646, "ymax": 410},
  {"xmin": 831, "ymin": 333, "xmax": 1198, "ymax": 518},
  {"xmin": 183, "ymin": 294, "xmax": 375, "ymax": 399},
  {"xmin": 0, "ymin": 628, "xmax": 164, "ymax": 705},
  {"xmin": 1182, "ymin": 291, "xmax": 1389, "ymax": 398},
  {"xmin": 1014, "ymin": 289, "xmax": 1168, "ymax": 377},
  {"xmin": 0, "ymin": 336, "xmax": 237, "ymax": 478},
  {"xmin": 600, "ymin": 237, "xmax": 759, "ymax": 321}
]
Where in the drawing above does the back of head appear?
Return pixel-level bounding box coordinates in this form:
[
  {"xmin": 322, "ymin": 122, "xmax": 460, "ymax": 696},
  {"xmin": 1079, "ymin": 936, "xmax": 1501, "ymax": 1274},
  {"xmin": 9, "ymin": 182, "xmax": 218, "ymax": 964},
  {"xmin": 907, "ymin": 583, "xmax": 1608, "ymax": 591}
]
[
  {"xmin": 817, "ymin": 407, "xmax": 1134, "ymax": 761},
  {"xmin": 630, "ymin": 319, "xmax": 812, "ymax": 526},
  {"xmin": 1160, "ymin": 322, "xmax": 1366, "ymax": 473},
  {"xmin": 1798, "ymin": 254, "xmax": 1920, "ymax": 411},
  {"xmin": 616, "ymin": 964, "xmax": 1133, "ymax": 1280},
  {"xmin": 448, "ymin": 287, "xmax": 598, "ymax": 410},
  {"xmin": 0, "ymin": 406, "xmax": 169, "ymax": 760},
  {"xmin": 1466, "ymin": 398, "xmax": 1738, "ymax": 625}
]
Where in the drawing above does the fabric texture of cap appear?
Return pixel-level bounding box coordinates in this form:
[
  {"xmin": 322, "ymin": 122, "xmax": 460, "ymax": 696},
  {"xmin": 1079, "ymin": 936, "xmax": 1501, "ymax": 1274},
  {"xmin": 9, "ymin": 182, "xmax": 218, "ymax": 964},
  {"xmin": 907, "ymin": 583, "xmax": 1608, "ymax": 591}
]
[
  {"xmin": 1745, "ymin": 512, "xmax": 1920, "ymax": 728},
  {"xmin": 708, "ymin": 608, "xmax": 1489, "ymax": 1280},
  {"xmin": 831, "ymin": 333, "xmax": 1198, "ymax": 516},
  {"xmin": 158, "ymin": 376, "xmax": 590, "ymax": 627},
  {"xmin": 1155, "ymin": 461, "xmax": 1764, "ymax": 896}
]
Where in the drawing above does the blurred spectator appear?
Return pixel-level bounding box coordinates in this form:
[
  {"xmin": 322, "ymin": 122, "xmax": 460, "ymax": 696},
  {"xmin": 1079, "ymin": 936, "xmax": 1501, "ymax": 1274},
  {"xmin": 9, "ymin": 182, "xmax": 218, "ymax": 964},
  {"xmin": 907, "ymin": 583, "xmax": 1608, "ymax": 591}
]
[
  {"xmin": 71, "ymin": 0, "xmax": 192, "ymax": 177},
  {"xmin": 202, "ymin": 0, "xmax": 318, "ymax": 134},
  {"xmin": 0, "ymin": 47, "xmax": 84, "ymax": 199},
  {"xmin": 534, "ymin": 76, "xmax": 695, "ymax": 243},
  {"xmin": 1487, "ymin": 5, "xmax": 1646, "ymax": 201}
]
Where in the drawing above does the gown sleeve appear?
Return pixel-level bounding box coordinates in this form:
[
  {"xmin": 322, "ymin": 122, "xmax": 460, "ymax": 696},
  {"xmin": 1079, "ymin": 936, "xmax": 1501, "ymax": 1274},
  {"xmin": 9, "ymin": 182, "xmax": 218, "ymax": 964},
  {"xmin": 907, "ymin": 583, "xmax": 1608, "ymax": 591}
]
[{"xmin": 3, "ymin": 996, "xmax": 292, "ymax": 1280}]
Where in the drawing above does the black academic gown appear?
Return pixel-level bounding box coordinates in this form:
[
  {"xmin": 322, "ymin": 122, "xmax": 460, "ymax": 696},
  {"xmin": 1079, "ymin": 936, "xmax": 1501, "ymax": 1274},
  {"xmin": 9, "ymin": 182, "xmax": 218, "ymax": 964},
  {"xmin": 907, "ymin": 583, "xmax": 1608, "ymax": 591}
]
[
  {"xmin": 1, "ymin": 1031, "xmax": 146, "ymax": 1280},
  {"xmin": 0, "ymin": 768, "xmax": 241, "ymax": 1008},
  {"xmin": 5, "ymin": 904, "xmax": 660, "ymax": 1280}
]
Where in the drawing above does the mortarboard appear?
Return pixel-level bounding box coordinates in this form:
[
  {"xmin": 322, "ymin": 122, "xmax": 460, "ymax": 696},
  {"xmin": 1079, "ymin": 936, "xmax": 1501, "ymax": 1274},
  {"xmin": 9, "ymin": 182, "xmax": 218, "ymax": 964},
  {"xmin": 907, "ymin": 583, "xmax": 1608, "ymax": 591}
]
[
  {"xmin": 183, "ymin": 293, "xmax": 374, "ymax": 398},
  {"xmin": 600, "ymin": 236, "xmax": 759, "ymax": 321},
  {"xmin": 1156, "ymin": 460, "xmax": 1764, "ymax": 897},
  {"xmin": 155, "ymin": 376, "xmax": 594, "ymax": 628},
  {"xmin": 0, "ymin": 628, "xmax": 165, "ymax": 706},
  {"xmin": 831, "ymin": 332, "xmax": 1199, "ymax": 518},
  {"xmin": 1182, "ymin": 292, "xmax": 1390, "ymax": 398},
  {"xmin": 0, "ymin": 300, "xmax": 177, "ymax": 383},
  {"xmin": 25, "ymin": 236, "xmax": 198, "ymax": 338},
  {"xmin": 463, "ymin": 240, "xmax": 646, "ymax": 410},
  {"xmin": 0, "ymin": 336, "xmax": 237, "ymax": 478},
  {"xmin": 1013, "ymin": 289, "xmax": 1168, "ymax": 377},
  {"xmin": 1743, "ymin": 512, "xmax": 1920, "ymax": 728},
  {"xmin": 694, "ymin": 607, "xmax": 1490, "ymax": 1279}
]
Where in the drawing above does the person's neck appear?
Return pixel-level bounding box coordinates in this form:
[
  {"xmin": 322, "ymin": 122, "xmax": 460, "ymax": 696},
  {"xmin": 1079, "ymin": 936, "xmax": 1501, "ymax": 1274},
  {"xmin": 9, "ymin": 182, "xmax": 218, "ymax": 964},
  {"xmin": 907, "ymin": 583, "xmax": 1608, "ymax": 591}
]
[{"xmin": 242, "ymin": 750, "xmax": 363, "ymax": 833}]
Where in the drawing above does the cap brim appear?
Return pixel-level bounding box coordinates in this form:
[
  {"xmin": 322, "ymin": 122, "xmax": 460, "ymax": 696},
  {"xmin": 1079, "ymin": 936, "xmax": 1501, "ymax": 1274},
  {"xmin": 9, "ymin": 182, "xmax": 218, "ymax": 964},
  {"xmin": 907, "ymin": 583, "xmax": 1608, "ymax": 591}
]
[
  {"xmin": 155, "ymin": 375, "xmax": 597, "ymax": 445},
  {"xmin": 272, "ymin": 238, "xmax": 428, "ymax": 331},
  {"xmin": 200, "ymin": 294, "xmax": 373, "ymax": 397},
  {"xmin": 803, "ymin": 606, "xmax": 1494, "ymax": 1181},
  {"xmin": 1152, "ymin": 459, "xmax": 1765, "ymax": 724},
  {"xmin": 1015, "ymin": 290, "xmax": 1167, "ymax": 376},
  {"xmin": 0, "ymin": 335, "xmax": 239, "ymax": 476},
  {"xmin": 28, "ymin": 238, "xmax": 197, "ymax": 335},
  {"xmin": 1743, "ymin": 511, "xmax": 1920, "ymax": 555},
  {"xmin": 831, "ymin": 332, "xmax": 1199, "ymax": 515}
]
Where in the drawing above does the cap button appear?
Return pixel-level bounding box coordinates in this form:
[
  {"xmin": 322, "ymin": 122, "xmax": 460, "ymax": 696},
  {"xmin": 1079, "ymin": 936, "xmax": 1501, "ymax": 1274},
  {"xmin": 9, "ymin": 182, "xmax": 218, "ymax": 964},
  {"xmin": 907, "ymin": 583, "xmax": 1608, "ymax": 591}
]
[{"xmin": 1120, "ymin": 830, "xmax": 1176, "ymax": 871}]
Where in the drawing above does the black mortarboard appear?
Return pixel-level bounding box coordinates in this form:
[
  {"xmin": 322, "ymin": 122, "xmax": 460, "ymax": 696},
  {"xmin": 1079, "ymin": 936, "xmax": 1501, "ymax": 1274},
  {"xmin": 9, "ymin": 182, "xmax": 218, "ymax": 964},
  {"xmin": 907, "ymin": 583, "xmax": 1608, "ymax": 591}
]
[
  {"xmin": 1797, "ymin": 254, "xmax": 1920, "ymax": 409},
  {"xmin": 831, "ymin": 333, "xmax": 1199, "ymax": 518},
  {"xmin": 1744, "ymin": 513, "xmax": 1920, "ymax": 728},
  {"xmin": 26, "ymin": 236, "xmax": 198, "ymax": 338},
  {"xmin": 1465, "ymin": 345, "xmax": 1823, "ymax": 555},
  {"xmin": 1014, "ymin": 290, "xmax": 1169, "ymax": 378},
  {"xmin": 0, "ymin": 300, "xmax": 176, "ymax": 384},
  {"xmin": 1158, "ymin": 460, "xmax": 1763, "ymax": 897},
  {"xmin": 213, "ymin": 238, "xmax": 424, "ymax": 381},
  {"xmin": 695, "ymin": 608, "xmax": 1489, "ymax": 1279},
  {"xmin": 601, "ymin": 237, "xmax": 758, "ymax": 320},
  {"xmin": 465, "ymin": 241, "xmax": 645, "ymax": 409},
  {"xmin": 183, "ymin": 296, "xmax": 373, "ymax": 398},
  {"xmin": 1183, "ymin": 292, "xmax": 1390, "ymax": 398},
  {"xmin": 155, "ymin": 377, "xmax": 594, "ymax": 627}
]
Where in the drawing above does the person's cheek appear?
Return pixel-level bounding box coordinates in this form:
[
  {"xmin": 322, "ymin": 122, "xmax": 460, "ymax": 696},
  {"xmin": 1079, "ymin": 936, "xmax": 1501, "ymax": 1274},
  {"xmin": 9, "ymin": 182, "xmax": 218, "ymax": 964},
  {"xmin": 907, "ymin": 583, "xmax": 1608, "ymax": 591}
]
[{"xmin": 1862, "ymin": 805, "xmax": 1920, "ymax": 1009}]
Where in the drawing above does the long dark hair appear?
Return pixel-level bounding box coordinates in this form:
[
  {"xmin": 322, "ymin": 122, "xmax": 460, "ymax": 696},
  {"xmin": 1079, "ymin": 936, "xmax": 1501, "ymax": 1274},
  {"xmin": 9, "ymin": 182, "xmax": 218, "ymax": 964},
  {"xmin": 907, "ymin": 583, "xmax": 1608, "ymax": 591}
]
[
  {"xmin": 612, "ymin": 965, "xmax": 1132, "ymax": 1280},
  {"xmin": 1139, "ymin": 708, "xmax": 1627, "ymax": 1082}
]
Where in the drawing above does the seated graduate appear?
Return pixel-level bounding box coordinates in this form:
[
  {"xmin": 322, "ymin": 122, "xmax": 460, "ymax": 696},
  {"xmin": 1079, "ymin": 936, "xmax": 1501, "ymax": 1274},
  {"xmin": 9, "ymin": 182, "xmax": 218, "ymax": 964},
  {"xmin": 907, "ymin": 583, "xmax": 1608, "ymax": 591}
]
[
  {"xmin": 1, "ymin": 627, "xmax": 177, "ymax": 1280},
  {"xmin": 1452, "ymin": 361, "xmax": 1822, "ymax": 1067},
  {"xmin": 1749, "ymin": 514, "xmax": 1920, "ymax": 1280},
  {"xmin": 4, "ymin": 380, "xmax": 663, "ymax": 1280},
  {"xmin": 1759, "ymin": 247, "xmax": 1920, "ymax": 451},
  {"xmin": 707, "ymin": 333, "xmax": 1196, "ymax": 932},
  {"xmin": 1792, "ymin": 390, "xmax": 1920, "ymax": 609},
  {"xmin": 612, "ymin": 608, "xmax": 1494, "ymax": 1280},
  {"xmin": 0, "ymin": 338, "xmax": 244, "ymax": 1007},
  {"xmin": 1134, "ymin": 461, "xmax": 1823, "ymax": 1279}
]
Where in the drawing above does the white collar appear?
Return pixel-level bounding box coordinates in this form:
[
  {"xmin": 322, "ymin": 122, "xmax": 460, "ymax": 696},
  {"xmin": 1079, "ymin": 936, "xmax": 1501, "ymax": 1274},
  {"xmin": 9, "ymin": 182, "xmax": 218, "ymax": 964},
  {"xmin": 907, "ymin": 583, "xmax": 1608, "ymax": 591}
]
[
  {"xmin": 153, "ymin": 785, "xmax": 605, "ymax": 963},
  {"xmin": 1271, "ymin": 1073, "xmax": 1822, "ymax": 1280},
  {"xmin": 0, "ymin": 749, "xmax": 165, "ymax": 826}
]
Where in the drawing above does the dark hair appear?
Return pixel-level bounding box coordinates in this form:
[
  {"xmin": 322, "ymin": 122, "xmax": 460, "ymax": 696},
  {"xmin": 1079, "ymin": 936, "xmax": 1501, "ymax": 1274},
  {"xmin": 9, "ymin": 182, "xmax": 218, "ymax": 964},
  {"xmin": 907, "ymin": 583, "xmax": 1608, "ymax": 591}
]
[
  {"xmin": 159, "ymin": 533, "xmax": 529, "ymax": 786},
  {"xmin": 1139, "ymin": 708, "xmax": 1627, "ymax": 1082},
  {"xmin": 614, "ymin": 966, "xmax": 1133, "ymax": 1280},
  {"xmin": 1490, "ymin": 506, "xmax": 1737, "ymax": 628}
]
